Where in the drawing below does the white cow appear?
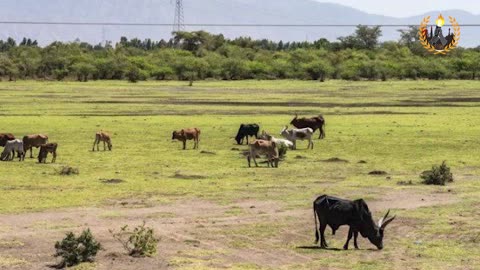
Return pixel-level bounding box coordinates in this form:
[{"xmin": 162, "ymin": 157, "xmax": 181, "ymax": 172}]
[
  {"xmin": 280, "ymin": 126, "xmax": 314, "ymax": 150},
  {"xmin": 1, "ymin": 139, "xmax": 25, "ymax": 161}
]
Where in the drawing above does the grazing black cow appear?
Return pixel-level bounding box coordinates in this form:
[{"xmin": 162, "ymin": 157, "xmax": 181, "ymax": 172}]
[
  {"xmin": 235, "ymin": 124, "xmax": 259, "ymax": 145},
  {"xmin": 313, "ymin": 195, "xmax": 395, "ymax": 250}
]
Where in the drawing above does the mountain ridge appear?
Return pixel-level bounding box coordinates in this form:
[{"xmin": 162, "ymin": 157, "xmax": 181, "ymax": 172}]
[{"xmin": 0, "ymin": 0, "xmax": 478, "ymax": 46}]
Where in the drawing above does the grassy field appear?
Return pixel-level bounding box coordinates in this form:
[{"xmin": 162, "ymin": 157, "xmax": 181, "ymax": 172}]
[{"xmin": 0, "ymin": 80, "xmax": 479, "ymax": 269}]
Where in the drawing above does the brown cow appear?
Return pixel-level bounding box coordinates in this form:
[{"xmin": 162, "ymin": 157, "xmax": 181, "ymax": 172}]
[
  {"xmin": 23, "ymin": 134, "xmax": 48, "ymax": 158},
  {"xmin": 172, "ymin": 128, "xmax": 201, "ymax": 150},
  {"xmin": 247, "ymin": 139, "xmax": 279, "ymax": 168},
  {"xmin": 38, "ymin": 143, "xmax": 58, "ymax": 163},
  {"xmin": 0, "ymin": 133, "xmax": 15, "ymax": 147},
  {"xmin": 290, "ymin": 114, "xmax": 326, "ymax": 139},
  {"xmin": 92, "ymin": 131, "xmax": 112, "ymax": 151}
]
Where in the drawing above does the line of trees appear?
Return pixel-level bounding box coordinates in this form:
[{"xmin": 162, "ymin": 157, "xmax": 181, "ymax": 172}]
[{"xmin": 1, "ymin": 26, "xmax": 480, "ymax": 83}]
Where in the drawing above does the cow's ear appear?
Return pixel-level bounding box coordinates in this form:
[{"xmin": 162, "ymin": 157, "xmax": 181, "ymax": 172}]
[{"xmin": 180, "ymin": 130, "xmax": 185, "ymax": 136}]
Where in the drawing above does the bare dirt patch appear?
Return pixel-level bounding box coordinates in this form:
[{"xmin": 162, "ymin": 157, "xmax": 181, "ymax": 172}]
[
  {"xmin": 0, "ymin": 187, "xmax": 461, "ymax": 270},
  {"xmin": 321, "ymin": 157, "xmax": 349, "ymax": 163},
  {"xmin": 369, "ymin": 170, "xmax": 388, "ymax": 175},
  {"xmin": 200, "ymin": 150, "xmax": 216, "ymax": 155},
  {"xmin": 370, "ymin": 189, "xmax": 458, "ymax": 210},
  {"xmin": 100, "ymin": 178, "xmax": 125, "ymax": 184},
  {"xmin": 172, "ymin": 171, "xmax": 207, "ymax": 180}
]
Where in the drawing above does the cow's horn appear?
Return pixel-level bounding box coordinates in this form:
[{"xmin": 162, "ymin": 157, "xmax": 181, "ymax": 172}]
[
  {"xmin": 378, "ymin": 209, "xmax": 390, "ymax": 227},
  {"xmin": 381, "ymin": 215, "xmax": 396, "ymax": 229}
]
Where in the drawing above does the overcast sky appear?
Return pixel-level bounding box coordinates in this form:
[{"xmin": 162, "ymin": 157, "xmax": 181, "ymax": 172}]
[{"xmin": 317, "ymin": 0, "xmax": 479, "ymax": 17}]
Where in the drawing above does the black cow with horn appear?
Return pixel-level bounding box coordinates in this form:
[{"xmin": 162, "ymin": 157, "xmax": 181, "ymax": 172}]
[
  {"xmin": 313, "ymin": 195, "xmax": 396, "ymax": 250},
  {"xmin": 235, "ymin": 124, "xmax": 259, "ymax": 145}
]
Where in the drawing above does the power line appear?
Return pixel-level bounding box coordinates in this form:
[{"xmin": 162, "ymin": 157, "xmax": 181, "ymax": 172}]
[{"xmin": 0, "ymin": 21, "xmax": 478, "ymax": 27}]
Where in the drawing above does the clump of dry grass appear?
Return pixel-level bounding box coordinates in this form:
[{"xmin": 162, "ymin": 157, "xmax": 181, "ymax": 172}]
[{"xmin": 57, "ymin": 166, "xmax": 79, "ymax": 176}]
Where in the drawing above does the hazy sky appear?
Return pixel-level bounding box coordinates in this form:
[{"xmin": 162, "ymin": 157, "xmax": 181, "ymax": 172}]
[{"xmin": 317, "ymin": 0, "xmax": 480, "ymax": 17}]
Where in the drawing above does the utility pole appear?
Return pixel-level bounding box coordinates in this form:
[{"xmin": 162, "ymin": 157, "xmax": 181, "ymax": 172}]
[{"xmin": 173, "ymin": 0, "xmax": 185, "ymax": 32}]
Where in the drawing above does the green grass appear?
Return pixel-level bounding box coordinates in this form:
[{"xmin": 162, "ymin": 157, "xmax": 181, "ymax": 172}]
[{"xmin": 1, "ymin": 80, "xmax": 480, "ymax": 269}]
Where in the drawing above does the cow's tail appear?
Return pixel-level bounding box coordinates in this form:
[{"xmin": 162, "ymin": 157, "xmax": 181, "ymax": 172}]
[{"xmin": 314, "ymin": 202, "xmax": 319, "ymax": 244}]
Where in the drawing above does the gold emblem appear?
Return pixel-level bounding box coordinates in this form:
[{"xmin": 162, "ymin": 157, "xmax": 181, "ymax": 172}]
[{"xmin": 419, "ymin": 14, "xmax": 460, "ymax": 55}]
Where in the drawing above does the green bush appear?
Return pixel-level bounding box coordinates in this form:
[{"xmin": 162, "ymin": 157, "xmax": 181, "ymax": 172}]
[
  {"xmin": 420, "ymin": 161, "xmax": 453, "ymax": 185},
  {"xmin": 54, "ymin": 229, "xmax": 102, "ymax": 268},
  {"xmin": 110, "ymin": 222, "xmax": 158, "ymax": 257}
]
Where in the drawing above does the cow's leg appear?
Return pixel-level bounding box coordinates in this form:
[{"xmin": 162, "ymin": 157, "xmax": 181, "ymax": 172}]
[
  {"xmin": 29, "ymin": 147, "xmax": 33, "ymax": 158},
  {"xmin": 343, "ymin": 227, "xmax": 353, "ymax": 250},
  {"xmin": 319, "ymin": 222, "xmax": 328, "ymax": 248},
  {"xmin": 252, "ymin": 154, "xmax": 259, "ymax": 167},
  {"xmin": 310, "ymin": 139, "xmax": 314, "ymax": 149},
  {"xmin": 92, "ymin": 139, "xmax": 97, "ymax": 151},
  {"xmin": 103, "ymin": 141, "xmax": 106, "ymax": 151},
  {"xmin": 97, "ymin": 141, "xmax": 100, "ymax": 151},
  {"xmin": 246, "ymin": 136, "xmax": 248, "ymax": 145},
  {"xmin": 293, "ymin": 140, "xmax": 296, "ymax": 150},
  {"xmin": 247, "ymin": 155, "xmax": 251, "ymax": 167},
  {"xmin": 52, "ymin": 151, "xmax": 56, "ymax": 163},
  {"xmin": 268, "ymin": 155, "xmax": 273, "ymax": 167},
  {"xmin": 353, "ymin": 231, "xmax": 359, "ymax": 249},
  {"xmin": 182, "ymin": 140, "xmax": 186, "ymax": 150}
]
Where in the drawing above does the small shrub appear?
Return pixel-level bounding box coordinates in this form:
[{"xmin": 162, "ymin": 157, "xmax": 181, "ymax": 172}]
[
  {"xmin": 110, "ymin": 222, "xmax": 158, "ymax": 257},
  {"xmin": 54, "ymin": 229, "xmax": 101, "ymax": 268},
  {"xmin": 57, "ymin": 166, "xmax": 79, "ymax": 175},
  {"xmin": 420, "ymin": 161, "xmax": 453, "ymax": 185}
]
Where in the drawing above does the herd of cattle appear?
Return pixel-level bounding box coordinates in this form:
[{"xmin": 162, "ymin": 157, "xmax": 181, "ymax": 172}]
[
  {"xmin": 171, "ymin": 114, "xmax": 326, "ymax": 168},
  {"xmin": 1, "ymin": 114, "xmax": 397, "ymax": 250},
  {"xmin": 0, "ymin": 134, "xmax": 56, "ymax": 163},
  {"xmin": 170, "ymin": 114, "xmax": 397, "ymax": 249},
  {"xmin": 0, "ymin": 131, "xmax": 113, "ymax": 163}
]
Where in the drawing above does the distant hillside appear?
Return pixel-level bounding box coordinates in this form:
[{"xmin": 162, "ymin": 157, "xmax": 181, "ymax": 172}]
[{"xmin": 0, "ymin": 0, "xmax": 478, "ymax": 46}]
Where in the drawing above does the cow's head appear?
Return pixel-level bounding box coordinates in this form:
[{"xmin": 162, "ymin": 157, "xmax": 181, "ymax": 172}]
[
  {"xmin": 367, "ymin": 210, "xmax": 396, "ymax": 250},
  {"xmin": 290, "ymin": 114, "xmax": 298, "ymax": 125},
  {"xmin": 235, "ymin": 133, "xmax": 243, "ymax": 145},
  {"xmin": 259, "ymin": 131, "xmax": 272, "ymax": 141},
  {"xmin": 280, "ymin": 126, "xmax": 289, "ymax": 137},
  {"xmin": 107, "ymin": 139, "xmax": 113, "ymax": 151},
  {"xmin": 37, "ymin": 147, "xmax": 46, "ymax": 163},
  {"xmin": 172, "ymin": 130, "xmax": 184, "ymax": 141}
]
